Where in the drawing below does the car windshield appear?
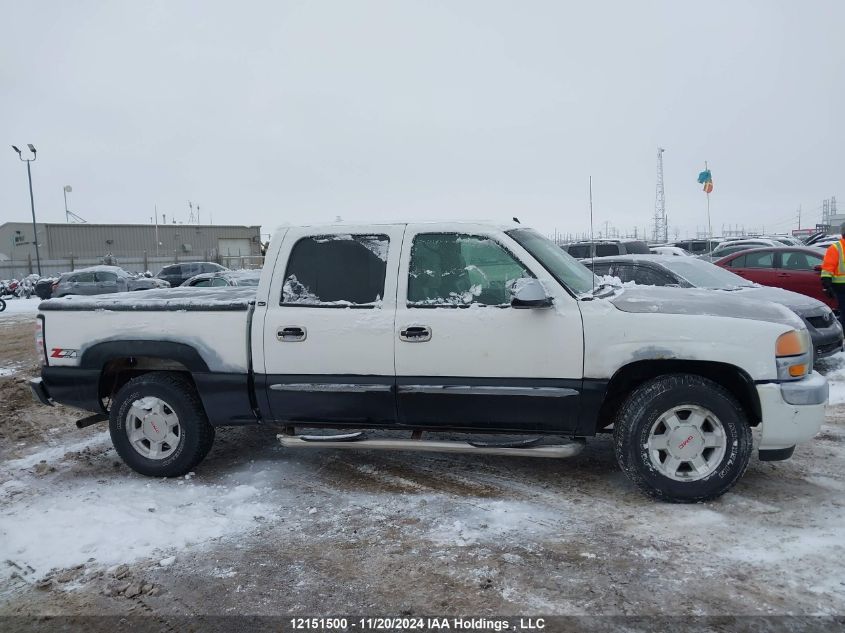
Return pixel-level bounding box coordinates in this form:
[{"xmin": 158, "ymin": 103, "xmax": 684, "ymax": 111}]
[
  {"xmin": 507, "ymin": 228, "xmax": 596, "ymax": 295},
  {"xmin": 658, "ymin": 257, "xmax": 755, "ymax": 289}
]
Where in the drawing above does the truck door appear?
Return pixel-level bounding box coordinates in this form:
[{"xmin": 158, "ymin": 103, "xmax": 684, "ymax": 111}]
[
  {"xmin": 393, "ymin": 225, "xmax": 584, "ymax": 433},
  {"xmin": 259, "ymin": 225, "xmax": 404, "ymax": 424}
]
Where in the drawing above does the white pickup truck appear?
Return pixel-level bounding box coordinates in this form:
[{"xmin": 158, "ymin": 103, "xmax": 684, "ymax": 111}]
[{"xmin": 30, "ymin": 221, "xmax": 828, "ymax": 502}]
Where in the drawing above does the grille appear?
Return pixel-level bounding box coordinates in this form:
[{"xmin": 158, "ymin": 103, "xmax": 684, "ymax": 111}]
[{"xmin": 807, "ymin": 313, "xmax": 834, "ymax": 328}]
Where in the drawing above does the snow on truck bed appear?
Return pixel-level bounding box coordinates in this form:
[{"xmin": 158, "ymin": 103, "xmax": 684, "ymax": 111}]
[{"xmin": 38, "ymin": 287, "xmax": 257, "ymax": 311}]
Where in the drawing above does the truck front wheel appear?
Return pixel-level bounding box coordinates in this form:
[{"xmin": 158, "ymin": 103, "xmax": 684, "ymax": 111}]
[
  {"xmin": 109, "ymin": 372, "xmax": 215, "ymax": 477},
  {"xmin": 613, "ymin": 374, "xmax": 752, "ymax": 502}
]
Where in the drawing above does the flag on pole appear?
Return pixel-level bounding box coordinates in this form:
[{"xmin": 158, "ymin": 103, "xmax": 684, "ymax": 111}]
[{"xmin": 698, "ymin": 169, "xmax": 713, "ymax": 193}]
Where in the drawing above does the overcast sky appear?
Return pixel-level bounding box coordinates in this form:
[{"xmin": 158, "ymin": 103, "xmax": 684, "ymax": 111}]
[{"xmin": 2, "ymin": 0, "xmax": 842, "ymax": 239}]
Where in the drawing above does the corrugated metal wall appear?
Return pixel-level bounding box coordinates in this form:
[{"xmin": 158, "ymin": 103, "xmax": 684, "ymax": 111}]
[{"xmin": 0, "ymin": 222, "xmax": 261, "ymax": 260}]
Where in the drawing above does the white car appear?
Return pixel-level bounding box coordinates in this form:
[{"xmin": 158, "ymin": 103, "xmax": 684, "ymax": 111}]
[
  {"xmin": 30, "ymin": 221, "xmax": 827, "ymax": 502},
  {"xmin": 649, "ymin": 246, "xmax": 692, "ymax": 257}
]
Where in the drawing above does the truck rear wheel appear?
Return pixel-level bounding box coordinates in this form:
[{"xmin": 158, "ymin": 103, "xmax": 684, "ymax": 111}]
[
  {"xmin": 109, "ymin": 372, "xmax": 215, "ymax": 477},
  {"xmin": 613, "ymin": 374, "xmax": 752, "ymax": 502}
]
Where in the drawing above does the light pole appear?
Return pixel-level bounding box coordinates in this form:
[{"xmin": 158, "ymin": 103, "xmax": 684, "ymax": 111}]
[{"xmin": 11, "ymin": 144, "xmax": 42, "ymax": 275}]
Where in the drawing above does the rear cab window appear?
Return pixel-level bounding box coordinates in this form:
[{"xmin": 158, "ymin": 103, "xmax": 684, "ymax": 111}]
[{"xmin": 281, "ymin": 234, "xmax": 389, "ymax": 307}]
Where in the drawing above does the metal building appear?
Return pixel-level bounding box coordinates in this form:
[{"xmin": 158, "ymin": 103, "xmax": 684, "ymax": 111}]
[{"xmin": 0, "ymin": 221, "xmax": 262, "ymax": 277}]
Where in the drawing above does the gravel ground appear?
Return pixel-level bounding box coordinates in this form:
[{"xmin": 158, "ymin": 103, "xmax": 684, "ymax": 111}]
[{"xmin": 0, "ymin": 313, "xmax": 843, "ymax": 619}]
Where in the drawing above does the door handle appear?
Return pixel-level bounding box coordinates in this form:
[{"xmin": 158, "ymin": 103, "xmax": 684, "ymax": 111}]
[
  {"xmin": 399, "ymin": 326, "xmax": 432, "ymax": 342},
  {"xmin": 776, "ymin": 273, "xmax": 789, "ymax": 277},
  {"xmin": 277, "ymin": 326, "xmax": 307, "ymax": 342}
]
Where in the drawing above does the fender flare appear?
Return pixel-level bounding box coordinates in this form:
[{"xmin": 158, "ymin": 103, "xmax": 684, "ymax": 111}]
[{"xmin": 80, "ymin": 340, "xmax": 210, "ymax": 372}]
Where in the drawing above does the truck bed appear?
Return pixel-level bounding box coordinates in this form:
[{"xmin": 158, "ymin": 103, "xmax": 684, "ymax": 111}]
[{"xmin": 39, "ymin": 287, "xmax": 256, "ymax": 312}]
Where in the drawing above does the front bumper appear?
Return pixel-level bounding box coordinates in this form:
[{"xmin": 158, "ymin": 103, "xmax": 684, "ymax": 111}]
[
  {"xmin": 756, "ymin": 371, "xmax": 827, "ymax": 452},
  {"xmin": 806, "ymin": 322, "xmax": 844, "ymax": 361}
]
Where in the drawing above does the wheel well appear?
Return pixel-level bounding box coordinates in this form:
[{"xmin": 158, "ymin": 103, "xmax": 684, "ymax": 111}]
[
  {"xmin": 596, "ymin": 360, "xmax": 762, "ymax": 431},
  {"xmin": 98, "ymin": 357, "xmax": 196, "ymax": 405}
]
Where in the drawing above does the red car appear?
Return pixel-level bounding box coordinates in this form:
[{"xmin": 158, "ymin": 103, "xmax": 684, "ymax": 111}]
[{"xmin": 713, "ymin": 246, "xmax": 833, "ymax": 309}]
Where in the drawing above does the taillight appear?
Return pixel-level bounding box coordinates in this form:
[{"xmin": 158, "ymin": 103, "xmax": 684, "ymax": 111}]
[{"xmin": 35, "ymin": 317, "xmax": 46, "ymax": 365}]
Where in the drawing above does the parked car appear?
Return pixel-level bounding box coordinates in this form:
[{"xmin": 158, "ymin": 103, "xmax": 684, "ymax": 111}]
[
  {"xmin": 671, "ymin": 238, "xmax": 721, "ymax": 255},
  {"xmin": 181, "ymin": 270, "xmax": 261, "ymax": 287},
  {"xmin": 52, "ymin": 266, "xmax": 170, "ymax": 298},
  {"xmin": 765, "ymin": 235, "xmax": 804, "ymax": 247},
  {"xmin": 561, "ymin": 239, "xmax": 651, "ymax": 259},
  {"xmin": 156, "ymin": 262, "xmax": 228, "ymax": 288},
  {"xmin": 713, "ymin": 246, "xmax": 830, "ymax": 308},
  {"xmin": 704, "ymin": 239, "xmax": 782, "ymax": 261},
  {"xmin": 585, "ymin": 254, "xmax": 843, "ymax": 362},
  {"xmin": 806, "ymin": 235, "xmax": 838, "ymax": 250},
  {"xmin": 34, "ymin": 277, "xmax": 57, "ymax": 300},
  {"xmin": 32, "ymin": 221, "xmax": 827, "ymax": 503},
  {"xmin": 650, "ymin": 245, "xmax": 691, "ymax": 257}
]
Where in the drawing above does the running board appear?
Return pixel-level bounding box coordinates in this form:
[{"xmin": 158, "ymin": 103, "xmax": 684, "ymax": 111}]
[{"xmin": 277, "ymin": 435, "xmax": 584, "ymax": 458}]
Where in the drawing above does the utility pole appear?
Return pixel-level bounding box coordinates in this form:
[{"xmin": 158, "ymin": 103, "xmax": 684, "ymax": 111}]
[
  {"xmin": 11, "ymin": 144, "xmax": 42, "ymax": 275},
  {"xmin": 653, "ymin": 147, "xmax": 668, "ymax": 243}
]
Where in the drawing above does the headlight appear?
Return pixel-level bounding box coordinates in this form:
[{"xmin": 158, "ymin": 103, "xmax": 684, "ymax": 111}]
[{"xmin": 776, "ymin": 330, "xmax": 811, "ymax": 381}]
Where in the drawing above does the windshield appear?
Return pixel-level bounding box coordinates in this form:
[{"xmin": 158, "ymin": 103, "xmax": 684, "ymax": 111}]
[
  {"xmin": 507, "ymin": 228, "xmax": 596, "ymax": 295},
  {"xmin": 659, "ymin": 257, "xmax": 754, "ymax": 289}
]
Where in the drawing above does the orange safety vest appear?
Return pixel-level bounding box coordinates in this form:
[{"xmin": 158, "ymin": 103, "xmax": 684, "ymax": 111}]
[{"xmin": 821, "ymin": 239, "xmax": 845, "ymax": 283}]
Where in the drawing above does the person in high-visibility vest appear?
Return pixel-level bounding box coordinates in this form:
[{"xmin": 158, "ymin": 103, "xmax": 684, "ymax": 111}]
[{"xmin": 820, "ymin": 223, "xmax": 845, "ymax": 327}]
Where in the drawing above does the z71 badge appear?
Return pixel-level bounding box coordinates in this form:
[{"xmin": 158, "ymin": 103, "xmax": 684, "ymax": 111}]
[{"xmin": 50, "ymin": 348, "xmax": 79, "ymax": 359}]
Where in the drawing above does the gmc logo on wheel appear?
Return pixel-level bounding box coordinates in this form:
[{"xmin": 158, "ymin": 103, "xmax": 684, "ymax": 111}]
[
  {"xmin": 50, "ymin": 348, "xmax": 79, "ymax": 359},
  {"xmin": 678, "ymin": 435, "xmax": 694, "ymax": 450}
]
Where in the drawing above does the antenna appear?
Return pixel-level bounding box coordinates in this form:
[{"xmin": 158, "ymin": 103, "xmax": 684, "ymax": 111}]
[
  {"xmin": 63, "ymin": 185, "xmax": 87, "ymax": 223},
  {"xmin": 589, "ymin": 176, "xmax": 595, "ymax": 293}
]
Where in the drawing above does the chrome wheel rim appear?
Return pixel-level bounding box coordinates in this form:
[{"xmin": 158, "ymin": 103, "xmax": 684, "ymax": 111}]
[
  {"xmin": 125, "ymin": 396, "xmax": 181, "ymax": 460},
  {"xmin": 646, "ymin": 405, "xmax": 727, "ymax": 482}
]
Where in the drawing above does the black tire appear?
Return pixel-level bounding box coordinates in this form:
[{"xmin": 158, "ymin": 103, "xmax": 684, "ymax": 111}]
[
  {"xmin": 0, "ymin": 299, "xmax": 5, "ymax": 312},
  {"xmin": 613, "ymin": 374, "xmax": 752, "ymax": 503},
  {"xmin": 109, "ymin": 372, "xmax": 215, "ymax": 477}
]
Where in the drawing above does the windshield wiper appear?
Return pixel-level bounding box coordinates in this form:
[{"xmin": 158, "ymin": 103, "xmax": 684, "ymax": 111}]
[{"xmin": 579, "ymin": 282, "xmax": 619, "ymax": 299}]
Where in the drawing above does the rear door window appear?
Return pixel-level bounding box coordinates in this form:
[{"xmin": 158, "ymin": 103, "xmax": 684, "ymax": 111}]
[
  {"xmin": 566, "ymin": 244, "xmax": 591, "ymax": 259},
  {"xmin": 629, "ymin": 266, "xmax": 673, "ymax": 286},
  {"xmin": 623, "ymin": 241, "xmax": 651, "ymax": 255},
  {"xmin": 282, "ymin": 234, "xmax": 389, "ymax": 307},
  {"xmin": 743, "ymin": 251, "xmax": 775, "ymax": 268},
  {"xmin": 95, "ymin": 272, "xmax": 118, "ymax": 282}
]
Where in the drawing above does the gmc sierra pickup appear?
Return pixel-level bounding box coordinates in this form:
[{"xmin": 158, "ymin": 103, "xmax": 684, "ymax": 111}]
[{"xmin": 30, "ymin": 222, "xmax": 828, "ymax": 502}]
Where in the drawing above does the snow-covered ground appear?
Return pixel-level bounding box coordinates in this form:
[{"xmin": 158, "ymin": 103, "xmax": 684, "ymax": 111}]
[
  {"xmin": 0, "ymin": 297, "xmax": 40, "ymax": 320},
  {"xmin": 1, "ymin": 319, "xmax": 844, "ymax": 616},
  {"xmin": 818, "ymin": 351, "xmax": 845, "ymax": 405}
]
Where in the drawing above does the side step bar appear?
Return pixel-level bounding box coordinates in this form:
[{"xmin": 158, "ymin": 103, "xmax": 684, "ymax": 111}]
[{"xmin": 277, "ymin": 435, "xmax": 585, "ymax": 458}]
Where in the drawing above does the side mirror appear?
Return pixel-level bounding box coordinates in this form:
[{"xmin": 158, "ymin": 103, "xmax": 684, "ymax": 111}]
[
  {"xmin": 814, "ymin": 265, "xmax": 822, "ymax": 272},
  {"xmin": 510, "ymin": 278, "xmax": 553, "ymax": 308}
]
